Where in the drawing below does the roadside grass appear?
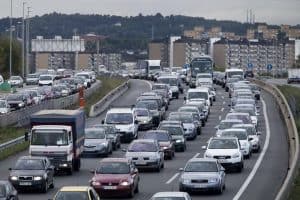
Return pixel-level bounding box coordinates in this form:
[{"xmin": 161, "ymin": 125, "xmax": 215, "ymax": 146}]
[
  {"xmin": 277, "ymin": 85, "xmax": 300, "ymax": 200},
  {"xmin": 84, "ymin": 76, "xmax": 127, "ymax": 115},
  {"xmin": 0, "ymin": 142, "xmax": 29, "ymax": 161},
  {"xmin": 214, "ymin": 65, "xmax": 225, "ymax": 72},
  {"xmin": 0, "ymin": 127, "xmax": 25, "ymax": 144}
]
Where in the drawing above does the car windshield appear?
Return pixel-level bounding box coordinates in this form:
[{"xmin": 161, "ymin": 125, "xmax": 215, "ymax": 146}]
[
  {"xmin": 152, "ymin": 85, "xmax": 166, "ymax": 90},
  {"xmin": 168, "ymin": 114, "xmax": 192, "ymax": 123},
  {"xmin": 208, "ymin": 139, "xmax": 238, "ymax": 149},
  {"xmin": 11, "ymin": 76, "xmax": 20, "ymax": 80},
  {"xmin": 0, "ymin": 185, "xmax": 6, "ymax": 197},
  {"xmin": 143, "ymin": 132, "xmax": 169, "ymax": 141},
  {"xmin": 136, "ymin": 100, "xmax": 158, "ymax": 110},
  {"xmin": 55, "ymin": 191, "xmax": 89, "ymax": 200},
  {"xmin": 197, "ymin": 74, "xmax": 211, "ymax": 78},
  {"xmin": 151, "ymin": 198, "xmax": 186, "ymax": 200},
  {"xmin": 40, "ymin": 76, "xmax": 52, "ymax": 80},
  {"xmin": 226, "ymin": 114, "xmax": 249, "ymax": 123},
  {"xmin": 7, "ymin": 94, "xmax": 22, "ymax": 101},
  {"xmin": 96, "ymin": 162, "xmax": 130, "ymax": 174},
  {"xmin": 185, "ymin": 161, "xmax": 218, "ymax": 172},
  {"xmin": 31, "ymin": 129, "xmax": 69, "ymax": 146},
  {"xmin": 222, "ymin": 131, "xmax": 247, "ymax": 140},
  {"xmin": 128, "ymin": 142, "xmax": 157, "ymax": 152},
  {"xmin": 14, "ymin": 159, "xmax": 44, "ymax": 170},
  {"xmin": 85, "ymin": 129, "xmax": 106, "ymax": 139},
  {"xmin": 218, "ymin": 121, "xmax": 238, "ymax": 130},
  {"xmin": 135, "ymin": 109, "xmax": 149, "ymax": 116},
  {"xmin": 28, "ymin": 74, "xmax": 38, "ymax": 78},
  {"xmin": 179, "ymin": 107, "xmax": 197, "ymax": 113},
  {"xmin": 159, "ymin": 126, "xmax": 183, "ymax": 136},
  {"xmin": 234, "ymin": 108, "xmax": 255, "ymax": 116},
  {"xmin": 0, "ymin": 101, "xmax": 6, "ymax": 107},
  {"xmin": 106, "ymin": 113, "xmax": 133, "ymax": 124},
  {"xmin": 188, "ymin": 92, "xmax": 208, "ymax": 100},
  {"xmin": 158, "ymin": 78, "xmax": 177, "ymax": 86}
]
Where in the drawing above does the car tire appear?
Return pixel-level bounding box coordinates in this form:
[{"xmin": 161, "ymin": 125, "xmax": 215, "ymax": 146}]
[
  {"xmin": 49, "ymin": 178, "xmax": 54, "ymax": 189},
  {"xmin": 134, "ymin": 183, "xmax": 139, "ymax": 193},
  {"xmin": 216, "ymin": 185, "xmax": 223, "ymax": 194},
  {"xmin": 42, "ymin": 180, "xmax": 48, "ymax": 193},
  {"xmin": 128, "ymin": 187, "xmax": 135, "ymax": 198},
  {"xmin": 68, "ymin": 163, "xmax": 73, "ymax": 175},
  {"xmin": 161, "ymin": 161, "xmax": 164, "ymax": 169},
  {"xmin": 176, "ymin": 95, "xmax": 179, "ymax": 99}
]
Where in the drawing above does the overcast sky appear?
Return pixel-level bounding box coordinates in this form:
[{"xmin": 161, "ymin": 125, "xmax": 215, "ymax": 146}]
[{"xmin": 0, "ymin": 0, "xmax": 299, "ymax": 25}]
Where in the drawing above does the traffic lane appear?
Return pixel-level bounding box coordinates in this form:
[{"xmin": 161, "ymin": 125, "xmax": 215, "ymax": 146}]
[
  {"xmin": 239, "ymin": 91, "xmax": 289, "ymax": 200},
  {"xmin": 266, "ymin": 78, "xmax": 300, "ymax": 88},
  {"xmin": 86, "ymin": 79, "xmax": 151, "ymax": 127}
]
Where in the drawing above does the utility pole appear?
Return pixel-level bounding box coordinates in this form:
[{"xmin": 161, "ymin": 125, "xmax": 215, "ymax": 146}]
[
  {"xmin": 9, "ymin": 0, "xmax": 13, "ymax": 77},
  {"xmin": 22, "ymin": 2, "xmax": 26, "ymax": 78},
  {"xmin": 26, "ymin": 7, "xmax": 31, "ymax": 76}
]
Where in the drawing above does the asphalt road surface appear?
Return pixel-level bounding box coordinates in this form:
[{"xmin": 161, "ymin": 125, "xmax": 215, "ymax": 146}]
[{"xmin": 0, "ymin": 79, "xmax": 289, "ymax": 200}]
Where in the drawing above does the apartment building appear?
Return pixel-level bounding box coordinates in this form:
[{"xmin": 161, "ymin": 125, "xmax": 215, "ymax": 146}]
[
  {"xmin": 213, "ymin": 38, "xmax": 295, "ymax": 72},
  {"xmin": 148, "ymin": 38, "xmax": 169, "ymax": 67}
]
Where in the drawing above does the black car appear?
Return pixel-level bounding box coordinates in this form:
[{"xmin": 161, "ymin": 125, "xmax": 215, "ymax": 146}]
[
  {"xmin": 6, "ymin": 94, "xmax": 26, "ymax": 110},
  {"xmin": 8, "ymin": 156, "xmax": 55, "ymax": 193},
  {"xmin": 93, "ymin": 124, "xmax": 121, "ymax": 150},
  {"xmin": 0, "ymin": 180, "xmax": 18, "ymax": 200}
]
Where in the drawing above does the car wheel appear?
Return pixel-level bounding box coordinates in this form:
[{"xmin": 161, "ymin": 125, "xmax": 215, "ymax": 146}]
[
  {"xmin": 216, "ymin": 185, "xmax": 223, "ymax": 194},
  {"xmin": 128, "ymin": 187, "xmax": 135, "ymax": 198},
  {"xmin": 161, "ymin": 161, "xmax": 164, "ymax": 169},
  {"xmin": 134, "ymin": 183, "xmax": 139, "ymax": 193},
  {"xmin": 42, "ymin": 180, "xmax": 48, "ymax": 193},
  {"xmin": 156, "ymin": 164, "xmax": 161, "ymax": 172},
  {"xmin": 49, "ymin": 178, "xmax": 54, "ymax": 189},
  {"xmin": 68, "ymin": 164, "xmax": 73, "ymax": 175}
]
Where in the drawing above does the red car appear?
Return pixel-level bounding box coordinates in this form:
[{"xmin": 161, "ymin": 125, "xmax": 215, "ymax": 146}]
[{"xmin": 89, "ymin": 158, "xmax": 140, "ymax": 198}]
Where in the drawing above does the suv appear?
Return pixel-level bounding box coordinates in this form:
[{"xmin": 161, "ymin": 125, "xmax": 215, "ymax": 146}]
[
  {"xmin": 203, "ymin": 137, "xmax": 244, "ymax": 172},
  {"xmin": 103, "ymin": 107, "xmax": 138, "ymax": 142}
]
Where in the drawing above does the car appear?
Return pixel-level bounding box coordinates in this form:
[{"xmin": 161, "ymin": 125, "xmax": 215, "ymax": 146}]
[
  {"xmin": 178, "ymin": 105, "xmax": 206, "ymax": 127},
  {"xmin": 25, "ymin": 73, "xmax": 40, "ymax": 85},
  {"xmin": 203, "ymin": 137, "xmax": 244, "ymax": 172},
  {"xmin": 59, "ymin": 78, "xmax": 78, "ymax": 94},
  {"xmin": 124, "ymin": 139, "xmax": 164, "ymax": 172},
  {"xmin": 39, "ymin": 74, "xmax": 54, "ymax": 86},
  {"xmin": 249, "ymin": 84, "xmax": 261, "ymax": 100},
  {"xmin": 6, "ymin": 94, "xmax": 26, "ymax": 110},
  {"xmin": 150, "ymin": 191, "xmax": 192, "ymax": 200},
  {"xmin": 232, "ymin": 124, "xmax": 261, "ymax": 152},
  {"xmin": 8, "ymin": 76, "xmax": 24, "ymax": 88},
  {"xmin": 152, "ymin": 83, "xmax": 172, "ymax": 99},
  {"xmin": 83, "ymin": 128, "xmax": 113, "ymax": 157},
  {"xmin": 168, "ymin": 112, "xmax": 198, "ymax": 140},
  {"xmin": 135, "ymin": 100, "xmax": 161, "ymax": 126},
  {"xmin": 75, "ymin": 72, "xmax": 92, "ymax": 87},
  {"xmin": 153, "ymin": 89, "xmax": 170, "ymax": 108},
  {"xmin": 142, "ymin": 130, "xmax": 175, "ymax": 159},
  {"xmin": 215, "ymin": 119, "xmax": 243, "ymax": 137},
  {"xmin": 219, "ymin": 129, "xmax": 252, "ymax": 159},
  {"xmin": 157, "ymin": 75, "xmax": 181, "ymax": 98},
  {"xmin": 103, "ymin": 107, "xmax": 138, "ymax": 142},
  {"xmin": 92, "ymin": 124, "xmax": 121, "ymax": 150},
  {"xmin": 179, "ymin": 158, "xmax": 226, "ymax": 194},
  {"xmin": 24, "ymin": 90, "xmax": 41, "ymax": 105},
  {"xmin": 0, "ymin": 99, "xmax": 10, "ymax": 114},
  {"xmin": 0, "ymin": 180, "xmax": 18, "ymax": 200},
  {"xmin": 185, "ymin": 88, "xmax": 211, "ymax": 107},
  {"xmin": 159, "ymin": 124, "xmax": 187, "ymax": 152},
  {"xmin": 225, "ymin": 112, "xmax": 252, "ymax": 124},
  {"xmin": 231, "ymin": 104, "xmax": 259, "ymax": 128},
  {"xmin": 89, "ymin": 158, "xmax": 139, "ymax": 198},
  {"xmin": 8, "ymin": 156, "xmax": 55, "ymax": 193},
  {"xmin": 185, "ymin": 100, "xmax": 209, "ymax": 121},
  {"xmin": 53, "ymin": 186, "xmax": 100, "ymax": 200},
  {"xmin": 133, "ymin": 108, "xmax": 153, "ymax": 130},
  {"xmin": 137, "ymin": 96, "xmax": 166, "ymax": 120}
]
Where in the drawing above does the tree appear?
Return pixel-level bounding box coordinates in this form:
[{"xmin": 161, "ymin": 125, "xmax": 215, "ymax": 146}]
[{"xmin": 0, "ymin": 37, "xmax": 22, "ymax": 79}]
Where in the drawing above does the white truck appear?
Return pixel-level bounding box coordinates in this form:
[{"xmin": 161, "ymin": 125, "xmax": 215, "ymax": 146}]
[{"xmin": 287, "ymin": 69, "xmax": 300, "ymax": 84}]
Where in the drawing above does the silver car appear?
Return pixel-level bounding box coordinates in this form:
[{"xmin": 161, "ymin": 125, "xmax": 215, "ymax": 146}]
[
  {"xmin": 83, "ymin": 128, "xmax": 113, "ymax": 157},
  {"xmin": 179, "ymin": 158, "xmax": 226, "ymax": 194}
]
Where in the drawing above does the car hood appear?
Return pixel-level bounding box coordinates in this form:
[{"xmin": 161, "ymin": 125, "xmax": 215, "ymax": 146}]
[
  {"xmin": 7, "ymin": 100, "xmax": 23, "ymax": 104},
  {"xmin": 183, "ymin": 123, "xmax": 194, "ymax": 129},
  {"xmin": 159, "ymin": 141, "xmax": 171, "ymax": 147},
  {"xmin": 136, "ymin": 116, "xmax": 151, "ymax": 121},
  {"xmin": 93, "ymin": 174, "xmax": 130, "ymax": 182},
  {"xmin": 197, "ymin": 78, "xmax": 212, "ymax": 83},
  {"xmin": 181, "ymin": 172, "xmax": 219, "ymax": 180},
  {"xmin": 0, "ymin": 108, "xmax": 9, "ymax": 113},
  {"xmin": 125, "ymin": 151, "xmax": 158, "ymax": 158},
  {"xmin": 206, "ymin": 149, "xmax": 239, "ymax": 155},
  {"xmin": 170, "ymin": 86, "xmax": 179, "ymax": 92},
  {"xmin": 84, "ymin": 139, "xmax": 107, "ymax": 145},
  {"xmin": 10, "ymin": 170, "xmax": 45, "ymax": 177},
  {"xmin": 114, "ymin": 124, "xmax": 133, "ymax": 132},
  {"xmin": 171, "ymin": 135, "xmax": 184, "ymax": 140}
]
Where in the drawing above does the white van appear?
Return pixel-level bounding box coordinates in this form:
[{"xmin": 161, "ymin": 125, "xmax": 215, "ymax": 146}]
[
  {"xmin": 38, "ymin": 74, "xmax": 54, "ymax": 86},
  {"xmin": 185, "ymin": 88, "xmax": 212, "ymax": 107}
]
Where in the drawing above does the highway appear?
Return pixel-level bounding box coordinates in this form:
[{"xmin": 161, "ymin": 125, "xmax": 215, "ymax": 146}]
[{"xmin": 0, "ymin": 79, "xmax": 289, "ymax": 200}]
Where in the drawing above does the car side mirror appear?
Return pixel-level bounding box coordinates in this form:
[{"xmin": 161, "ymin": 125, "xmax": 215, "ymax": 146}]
[
  {"xmin": 134, "ymin": 120, "xmax": 139, "ymax": 124},
  {"xmin": 184, "ymin": 97, "xmax": 186, "ymax": 100},
  {"xmin": 201, "ymin": 146, "xmax": 207, "ymax": 150},
  {"xmin": 90, "ymin": 169, "xmax": 95, "ymax": 174},
  {"xmin": 8, "ymin": 168, "xmax": 12, "ymax": 171},
  {"xmin": 179, "ymin": 168, "xmax": 184, "ymax": 172},
  {"xmin": 101, "ymin": 120, "xmax": 104, "ymax": 124},
  {"xmin": 122, "ymin": 148, "xmax": 127, "ymax": 152},
  {"xmin": 220, "ymin": 167, "xmax": 225, "ymax": 171},
  {"xmin": 257, "ymin": 131, "xmax": 262, "ymax": 135}
]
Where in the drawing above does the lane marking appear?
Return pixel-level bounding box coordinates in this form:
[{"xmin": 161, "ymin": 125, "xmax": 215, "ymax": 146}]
[
  {"xmin": 193, "ymin": 153, "xmax": 200, "ymax": 158},
  {"xmin": 232, "ymin": 98, "xmax": 270, "ymax": 200},
  {"xmin": 143, "ymin": 80, "xmax": 152, "ymax": 90},
  {"xmin": 166, "ymin": 173, "xmax": 179, "ymax": 184},
  {"xmin": 219, "ymin": 115, "xmax": 222, "ymax": 120},
  {"xmin": 222, "ymin": 96, "xmax": 224, "ymax": 99},
  {"xmin": 221, "ymin": 107, "xmax": 224, "ymax": 112},
  {"xmin": 223, "ymin": 101, "xmax": 226, "ymax": 105}
]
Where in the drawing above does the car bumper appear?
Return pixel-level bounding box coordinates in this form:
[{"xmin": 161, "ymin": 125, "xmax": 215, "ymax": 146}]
[
  {"xmin": 118, "ymin": 132, "xmax": 134, "ymax": 142},
  {"xmin": 93, "ymin": 184, "xmax": 132, "ymax": 197},
  {"xmin": 11, "ymin": 180, "xmax": 45, "ymax": 190},
  {"xmin": 180, "ymin": 182, "xmax": 221, "ymax": 192},
  {"xmin": 83, "ymin": 147, "xmax": 108, "ymax": 155},
  {"xmin": 132, "ymin": 160, "xmax": 160, "ymax": 169}
]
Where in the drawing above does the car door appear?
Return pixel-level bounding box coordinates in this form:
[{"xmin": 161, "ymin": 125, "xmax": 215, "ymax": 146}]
[
  {"xmin": 217, "ymin": 161, "xmax": 226, "ymax": 186},
  {"xmin": 130, "ymin": 163, "xmax": 138, "ymax": 186}
]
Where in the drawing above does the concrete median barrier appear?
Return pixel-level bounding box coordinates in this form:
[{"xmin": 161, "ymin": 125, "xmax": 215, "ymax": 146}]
[{"xmin": 252, "ymin": 78, "xmax": 300, "ymax": 200}]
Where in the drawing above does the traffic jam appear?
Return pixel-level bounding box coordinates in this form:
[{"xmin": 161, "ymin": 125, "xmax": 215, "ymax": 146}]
[{"xmin": 2, "ymin": 58, "xmax": 263, "ymax": 200}]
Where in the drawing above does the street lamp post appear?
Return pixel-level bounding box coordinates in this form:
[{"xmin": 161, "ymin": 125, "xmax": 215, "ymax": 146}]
[
  {"xmin": 9, "ymin": 0, "xmax": 13, "ymax": 77},
  {"xmin": 22, "ymin": 2, "xmax": 26, "ymax": 78}
]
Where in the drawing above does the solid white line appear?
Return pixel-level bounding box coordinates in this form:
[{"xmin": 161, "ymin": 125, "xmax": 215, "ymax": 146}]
[
  {"xmin": 232, "ymin": 98, "xmax": 270, "ymax": 200},
  {"xmin": 221, "ymin": 107, "xmax": 224, "ymax": 112},
  {"xmin": 193, "ymin": 153, "xmax": 200, "ymax": 158},
  {"xmin": 166, "ymin": 173, "xmax": 179, "ymax": 184},
  {"xmin": 143, "ymin": 80, "xmax": 152, "ymax": 90},
  {"xmin": 219, "ymin": 115, "xmax": 222, "ymax": 120},
  {"xmin": 223, "ymin": 101, "xmax": 226, "ymax": 105},
  {"xmin": 222, "ymin": 96, "xmax": 225, "ymax": 99}
]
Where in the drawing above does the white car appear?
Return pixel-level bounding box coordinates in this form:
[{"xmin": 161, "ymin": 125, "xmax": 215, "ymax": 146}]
[
  {"xmin": 150, "ymin": 192, "xmax": 191, "ymax": 200},
  {"xmin": 219, "ymin": 129, "xmax": 252, "ymax": 158},
  {"xmin": 185, "ymin": 87, "xmax": 211, "ymax": 108},
  {"xmin": 232, "ymin": 124, "xmax": 261, "ymax": 152},
  {"xmin": 104, "ymin": 107, "xmax": 138, "ymax": 142},
  {"xmin": 231, "ymin": 104, "xmax": 259, "ymax": 128},
  {"xmin": 203, "ymin": 137, "xmax": 244, "ymax": 172},
  {"xmin": 39, "ymin": 74, "xmax": 54, "ymax": 86},
  {"xmin": 8, "ymin": 76, "xmax": 24, "ymax": 88},
  {"xmin": 75, "ymin": 72, "xmax": 92, "ymax": 87},
  {"xmin": 195, "ymin": 73, "xmax": 213, "ymax": 88},
  {"xmin": 215, "ymin": 119, "xmax": 243, "ymax": 137},
  {"xmin": 125, "ymin": 139, "xmax": 164, "ymax": 172}
]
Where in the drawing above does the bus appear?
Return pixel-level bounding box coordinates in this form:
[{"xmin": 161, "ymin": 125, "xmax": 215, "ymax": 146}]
[{"xmin": 188, "ymin": 55, "xmax": 213, "ymax": 87}]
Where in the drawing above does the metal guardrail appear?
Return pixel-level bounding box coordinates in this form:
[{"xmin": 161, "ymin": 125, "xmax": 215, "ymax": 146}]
[
  {"xmin": 89, "ymin": 81, "xmax": 129, "ymax": 117},
  {"xmin": 0, "ymin": 135, "xmax": 26, "ymax": 152},
  {"xmin": 252, "ymin": 79, "xmax": 300, "ymax": 200}
]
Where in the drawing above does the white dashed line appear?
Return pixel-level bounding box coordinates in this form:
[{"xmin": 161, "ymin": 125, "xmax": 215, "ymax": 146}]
[
  {"xmin": 233, "ymin": 98, "xmax": 270, "ymax": 200},
  {"xmin": 166, "ymin": 173, "xmax": 179, "ymax": 184},
  {"xmin": 219, "ymin": 115, "xmax": 222, "ymax": 120},
  {"xmin": 221, "ymin": 107, "xmax": 224, "ymax": 112},
  {"xmin": 222, "ymin": 96, "xmax": 224, "ymax": 99},
  {"xmin": 223, "ymin": 101, "xmax": 226, "ymax": 105},
  {"xmin": 193, "ymin": 153, "xmax": 200, "ymax": 158}
]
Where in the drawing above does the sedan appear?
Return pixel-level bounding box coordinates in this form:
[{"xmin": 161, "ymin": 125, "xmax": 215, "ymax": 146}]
[
  {"xmin": 6, "ymin": 94, "xmax": 26, "ymax": 110},
  {"xmin": 0, "ymin": 180, "xmax": 18, "ymax": 200},
  {"xmin": 8, "ymin": 76, "xmax": 23, "ymax": 88},
  {"xmin": 93, "ymin": 124, "xmax": 121, "ymax": 150},
  {"xmin": 159, "ymin": 124, "xmax": 186, "ymax": 152},
  {"xmin": 179, "ymin": 158, "xmax": 226, "ymax": 194},
  {"xmin": 124, "ymin": 139, "xmax": 164, "ymax": 172},
  {"xmin": 134, "ymin": 108, "xmax": 153, "ymax": 130},
  {"xmin": 142, "ymin": 130, "xmax": 175, "ymax": 160},
  {"xmin": 150, "ymin": 192, "xmax": 191, "ymax": 200},
  {"xmin": 83, "ymin": 128, "xmax": 113, "ymax": 157},
  {"xmin": 53, "ymin": 186, "xmax": 99, "ymax": 200},
  {"xmin": 8, "ymin": 156, "xmax": 55, "ymax": 193},
  {"xmin": 89, "ymin": 158, "xmax": 139, "ymax": 198}
]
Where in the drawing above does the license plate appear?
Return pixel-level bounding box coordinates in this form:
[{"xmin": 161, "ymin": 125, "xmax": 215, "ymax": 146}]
[
  {"xmin": 103, "ymin": 186, "xmax": 117, "ymax": 190},
  {"xmin": 218, "ymin": 159, "xmax": 227, "ymax": 163},
  {"xmin": 19, "ymin": 182, "xmax": 32, "ymax": 186},
  {"xmin": 195, "ymin": 184, "xmax": 207, "ymax": 188},
  {"xmin": 135, "ymin": 161, "xmax": 146, "ymax": 165}
]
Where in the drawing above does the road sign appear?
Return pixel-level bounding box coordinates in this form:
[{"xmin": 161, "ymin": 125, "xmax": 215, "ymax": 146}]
[
  {"xmin": 267, "ymin": 64, "xmax": 273, "ymax": 71},
  {"xmin": 247, "ymin": 63, "xmax": 253, "ymax": 69}
]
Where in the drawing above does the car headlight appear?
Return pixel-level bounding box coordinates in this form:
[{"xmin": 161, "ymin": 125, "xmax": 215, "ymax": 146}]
[
  {"xmin": 92, "ymin": 181, "xmax": 101, "ymax": 186},
  {"xmin": 182, "ymin": 179, "xmax": 190, "ymax": 184},
  {"xmin": 10, "ymin": 176, "xmax": 18, "ymax": 181},
  {"xmin": 208, "ymin": 178, "xmax": 218, "ymax": 183},
  {"xmin": 205, "ymin": 153, "xmax": 213, "ymax": 158},
  {"xmin": 120, "ymin": 180, "xmax": 130, "ymax": 186},
  {"xmin": 162, "ymin": 146, "xmax": 168, "ymax": 150},
  {"xmin": 18, "ymin": 103, "xmax": 24, "ymax": 107},
  {"xmin": 101, "ymin": 142, "xmax": 108, "ymax": 147},
  {"xmin": 33, "ymin": 176, "xmax": 42, "ymax": 181},
  {"xmin": 176, "ymin": 139, "xmax": 182, "ymax": 143},
  {"xmin": 232, "ymin": 152, "xmax": 240, "ymax": 158}
]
